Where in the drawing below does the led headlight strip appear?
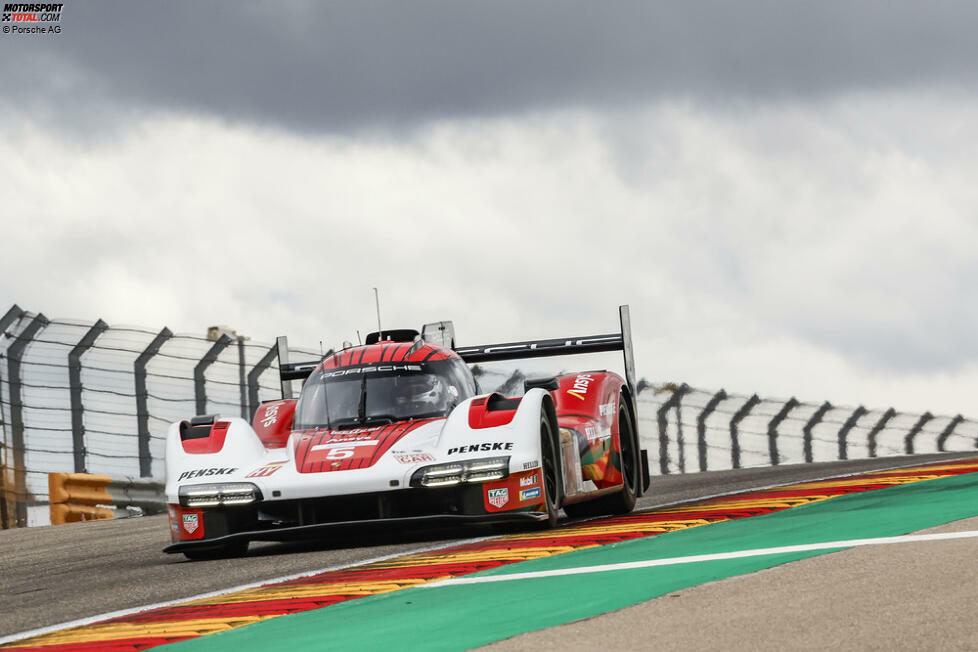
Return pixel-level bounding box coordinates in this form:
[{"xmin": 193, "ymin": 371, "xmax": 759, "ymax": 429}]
[
  {"xmin": 411, "ymin": 456, "xmax": 510, "ymax": 488},
  {"xmin": 179, "ymin": 483, "xmax": 262, "ymax": 508}
]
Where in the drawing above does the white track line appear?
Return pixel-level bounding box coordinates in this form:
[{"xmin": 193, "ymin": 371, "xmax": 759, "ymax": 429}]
[
  {"xmin": 425, "ymin": 530, "xmax": 978, "ymax": 587},
  {"xmin": 3, "ymin": 455, "xmax": 972, "ymax": 645}
]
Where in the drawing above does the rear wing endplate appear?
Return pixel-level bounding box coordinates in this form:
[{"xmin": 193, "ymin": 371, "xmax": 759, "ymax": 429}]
[
  {"xmin": 455, "ymin": 305, "xmax": 637, "ymax": 396},
  {"xmin": 276, "ymin": 336, "xmax": 326, "ymax": 398}
]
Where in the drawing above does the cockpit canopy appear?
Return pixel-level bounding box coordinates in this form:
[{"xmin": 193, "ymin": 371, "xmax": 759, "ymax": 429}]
[{"xmin": 294, "ymin": 356, "xmax": 476, "ymax": 429}]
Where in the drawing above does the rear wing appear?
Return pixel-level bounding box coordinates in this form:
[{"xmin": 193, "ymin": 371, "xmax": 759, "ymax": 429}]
[
  {"xmin": 454, "ymin": 305, "xmax": 637, "ymax": 396},
  {"xmin": 275, "ymin": 305, "xmax": 637, "ymax": 398}
]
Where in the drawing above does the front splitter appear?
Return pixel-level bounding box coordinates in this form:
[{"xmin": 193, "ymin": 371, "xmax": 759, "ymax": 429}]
[{"xmin": 164, "ymin": 511, "xmax": 548, "ymax": 554}]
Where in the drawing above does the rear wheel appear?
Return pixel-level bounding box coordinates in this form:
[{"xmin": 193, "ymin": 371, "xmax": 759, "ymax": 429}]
[
  {"xmin": 563, "ymin": 396, "xmax": 638, "ymax": 517},
  {"xmin": 538, "ymin": 411, "xmax": 560, "ymax": 529},
  {"xmin": 182, "ymin": 540, "xmax": 249, "ymax": 561}
]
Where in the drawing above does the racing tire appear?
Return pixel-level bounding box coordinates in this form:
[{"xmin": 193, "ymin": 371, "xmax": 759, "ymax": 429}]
[
  {"xmin": 563, "ymin": 397, "xmax": 638, "ymax": 518},
  {"xmin": 537, "ymin": 411, "xmax": 560, "ymax": 529},
  {"xmin": 182, "ymin": 540, "xmax": 249, "ymax": 561}
]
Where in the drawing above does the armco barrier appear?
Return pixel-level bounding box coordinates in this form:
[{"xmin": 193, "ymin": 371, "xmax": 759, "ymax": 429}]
[
  {"xmin": 106, "ymin": 477, "xmax": 165, "ymax": 515},
  {"xmin": 48, "ymin": 473, "xmax": 114, "ymax": 525},
  {"xmin": 47, "ymin": 473, "xmax": 165, "ymax": 524}
]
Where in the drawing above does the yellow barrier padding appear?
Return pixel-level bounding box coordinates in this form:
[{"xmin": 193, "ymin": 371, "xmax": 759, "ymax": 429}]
[{"xmin": 48, "ymin": 473, "xmax": 114, "ymax": 525}]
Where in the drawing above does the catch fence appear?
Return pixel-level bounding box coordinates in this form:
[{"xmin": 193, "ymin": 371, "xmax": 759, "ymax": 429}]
[
  {"xmin": 0, "ymin": 305, "xmax": 317, "ymax": 528},
  {"xmin": 637, "ymin": 382, "xmax": 978, "ymax": 475}
]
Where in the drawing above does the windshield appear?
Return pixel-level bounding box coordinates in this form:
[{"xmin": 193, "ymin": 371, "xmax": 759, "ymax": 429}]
[{"xmin": 294, "ymin": 358, "xmax": 475, "ymax": 429}]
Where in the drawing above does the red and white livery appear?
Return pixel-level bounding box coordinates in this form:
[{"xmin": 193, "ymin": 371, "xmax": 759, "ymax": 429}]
[{"xmin": 164, "ymin": 306, "xmax": 650, "ymax": 559}]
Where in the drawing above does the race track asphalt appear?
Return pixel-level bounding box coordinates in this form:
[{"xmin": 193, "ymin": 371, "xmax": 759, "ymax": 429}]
[{"xmin": 0, "ymin": 452, "xmax": 971, "ymax": 639}]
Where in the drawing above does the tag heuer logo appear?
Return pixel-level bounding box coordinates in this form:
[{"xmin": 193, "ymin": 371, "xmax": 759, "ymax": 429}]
[
  {"xmin": 487, "ymin": 488, "xmax": 509, "ymax": 508},
  {"xmin": 182, "ymin": 513, "xmax": 199, "ymax": 534}
]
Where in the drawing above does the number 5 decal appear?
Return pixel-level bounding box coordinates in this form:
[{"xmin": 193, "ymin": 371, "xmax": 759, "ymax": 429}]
[{"xmin": 326, "ymin": 448, "xmax": 355, "ymax": 460}]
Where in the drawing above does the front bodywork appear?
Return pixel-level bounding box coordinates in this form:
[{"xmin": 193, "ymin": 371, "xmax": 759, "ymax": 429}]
[{"xmin": 164, "ymin": 388, "xmax": 558, "ymax": 553}]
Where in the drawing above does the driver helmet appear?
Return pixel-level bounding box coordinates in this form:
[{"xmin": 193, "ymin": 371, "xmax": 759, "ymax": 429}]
[{"xmin": 399, "ymin": 374, "xmax": 449, "ymax": 409}]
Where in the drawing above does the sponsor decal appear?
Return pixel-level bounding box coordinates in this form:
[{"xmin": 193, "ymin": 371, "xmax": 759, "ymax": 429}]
[
  {"xmin": 599, "ymin": 401, "xmax": 615, "ymax": 417},
  {"xmin": 487, "ymin": 488, "xmax": 509, "ymax": 508},
  {"xmin": 167, "ymin": 506, "xmax": 180, "ymax": 535},
  {"xmin": 519, "ymin": 487, "xmax": 541, "ymax": 501},
  {"xmin": 567, "ymin": 373, "xmax": 594, "ymax": 401},
  {"xmin": 260, "ymin": 402, "xmax": 282, "ymax": 428},
  {"xmin": 522, "ymin": 460, "xmax": 540, "ymax": 471},
  {"xmin": 585, "ymin": 425, "xmax": 599, "ymax": 441},
  {"xmin": 311, "ymin": 439, "xmax": 379, "ymax": 451},
  {"xmin": 323, "ymin": 364, "xmax": 422, "ymax": 378},
  {"xmin": 306, "ymin": 427, "xmax": 381, "ymax": 437},
  {"xmin": 447, "ymin": 442, "xmax": 514, "ymax": 455},
  {"xmin": 168, "ymin": 505, "xmax": 205, "ymax": 541},
  {"xmin": 520, "ymin": 474, "xmax": 538, "ymax": 487},
  {"xmin": 245, "ymin": 462, "xmax": 285, "ymax": 478},
  {"xmin": 182, "ymin": 513, "xmax": 199, "ymax": 534},
  {"xmin": 178, "ymin": 467, "xmax": 237, "ymax": 481},
  {"xmin": 393, "ymin": 452, "xmax": 436, "ymax": 464}
]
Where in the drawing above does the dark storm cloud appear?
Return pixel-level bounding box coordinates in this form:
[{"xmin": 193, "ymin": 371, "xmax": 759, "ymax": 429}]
[{"xmin": 3, "ymin": 0, "xmax": 978, "ymax": 132}]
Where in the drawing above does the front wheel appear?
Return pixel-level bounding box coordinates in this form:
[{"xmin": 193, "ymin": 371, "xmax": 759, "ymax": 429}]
[{"xmin": 538, "ymin": 411, "xmax": 560, "ymax": 529}]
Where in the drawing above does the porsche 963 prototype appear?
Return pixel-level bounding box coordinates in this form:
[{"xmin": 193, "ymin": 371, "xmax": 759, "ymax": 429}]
[{"xmin": 164, "ymin": 306, "xmax": 650, "ymax": 559}]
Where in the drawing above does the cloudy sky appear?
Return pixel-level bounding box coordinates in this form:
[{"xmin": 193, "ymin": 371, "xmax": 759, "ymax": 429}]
[{"xmin": 2, "ymin": 1, "xmax": 977, "ymax": 415}]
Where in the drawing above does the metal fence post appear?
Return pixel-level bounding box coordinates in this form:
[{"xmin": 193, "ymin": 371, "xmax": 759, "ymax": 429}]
[
  {"xmin": 867, "ymin": 408, "xmax": 896, "ymax": 458},
  {"xmin": 904, "ymin": 412, "xmax": 934, "ymax": 454},
  {"xmin": 937, "ymin": 415, "xmax": 964, "ymax": 452},
  {"xmin": 68, "ymin": 319, "xmax": 108, "ymax": 473},
  {"xmin": 194, "ymin": 335, "xmax": 232, "ymax": 416},
  {"xmin": 0, "ymin": 305, "xmax": 26, "ymax": 530},
  {"xmin": 837, "ymin": 406, "xmax": 868, "ymax": 460},
  {"xmin": 237, "ymin": 338, "xmax": 248, "ymax": 419},
  {"xmin": 247, "ymin": 344, "xmax": 278, "ymax": 420},
  {"xmin": 6, "ymin": 313, "xmax": 49, "ymax": 527},
  {"xmin": 655, "ymin": 383, "xmax": 689, "ymax": 474},
  {"xmin": 0, "ymin": 304, "xmax": 24, "ymax": 338},
  {"xmin": 696, "ymin": 389, "xmax": 727, "ymax": 472},
  {"xmin": 802, "ymin": 401, "xmax": 832, "ymax": 463},
  {"xmin": 767, "ymin": 398, "xmax": 799, "ymax": 466},
  {"xmin": 729, "ymin": 394, "xmax": 760, "ymax": 470},
  {"xmin": 135, "ymin": 328, "xmax": 172, "ymax": 478}
]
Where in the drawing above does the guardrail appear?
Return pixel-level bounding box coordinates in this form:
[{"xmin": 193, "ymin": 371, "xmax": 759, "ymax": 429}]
[{"xmin": 47, "ymin": 473, "xmax": 165, "ymax": 525}]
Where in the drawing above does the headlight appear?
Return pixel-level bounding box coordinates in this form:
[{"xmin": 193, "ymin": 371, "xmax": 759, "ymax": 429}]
[
  {"xmin": 411, "ymin": 456, "xmax": 510, "ymax": 488},
  {"xmin": 179, "ymin": 483, "xmax": 261, "ymax": 508}
]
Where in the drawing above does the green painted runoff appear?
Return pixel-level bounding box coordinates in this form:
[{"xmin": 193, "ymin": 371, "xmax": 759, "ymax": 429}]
[{"xmin": 159, "ymin": 471, "xmax": 978, "ymax": 652}]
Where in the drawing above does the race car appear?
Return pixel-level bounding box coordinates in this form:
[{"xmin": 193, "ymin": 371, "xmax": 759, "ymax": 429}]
[{"xmin": 164, "ymin": 306, "xmax": 650, "ymax": 559}]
